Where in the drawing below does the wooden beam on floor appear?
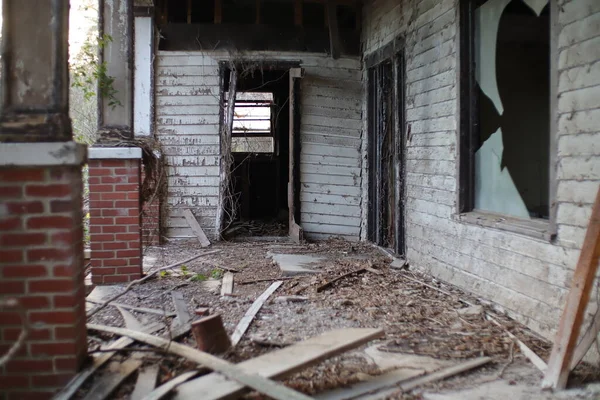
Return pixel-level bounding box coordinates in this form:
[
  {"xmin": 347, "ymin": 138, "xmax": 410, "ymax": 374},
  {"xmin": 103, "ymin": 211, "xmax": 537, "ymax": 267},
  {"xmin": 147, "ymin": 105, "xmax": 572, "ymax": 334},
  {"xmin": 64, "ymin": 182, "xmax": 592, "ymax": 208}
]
[
  {"xmin": 231, "ymin": 281, "xmax": 282, "ymax": 346},
  {"xmin": 542, "ymin": 186, "xmax": 600, "ymax": 390}
]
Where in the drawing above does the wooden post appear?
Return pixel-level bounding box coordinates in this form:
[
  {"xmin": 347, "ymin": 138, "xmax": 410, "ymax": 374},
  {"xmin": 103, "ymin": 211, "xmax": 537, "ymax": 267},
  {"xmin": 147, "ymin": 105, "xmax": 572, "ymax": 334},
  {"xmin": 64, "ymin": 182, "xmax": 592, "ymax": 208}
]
[{"xmin": 542, "ymin": 186, "xmax": 600, "ymax": 390}]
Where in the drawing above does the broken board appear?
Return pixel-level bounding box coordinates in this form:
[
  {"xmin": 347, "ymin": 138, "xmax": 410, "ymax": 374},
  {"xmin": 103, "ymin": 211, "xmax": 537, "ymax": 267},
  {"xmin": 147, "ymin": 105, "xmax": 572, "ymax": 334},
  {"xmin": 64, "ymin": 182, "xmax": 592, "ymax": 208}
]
[
  {"xmin": 231, "ymin": 281, "xmax": 282, "ymax": 346},
  {"xmin": 174, "ymin": 327, "xmax": 385, "ymax": 400},
  {"xmin": 142, "ymin": 370, "xmax": 199, "ymax": 400},
  {"xmin": 183, "ymin": 209, "xmax": 211, "ymax": 247},
  {"xmin": 81, "ymin": 359, "xmax": 142, "ymax": 400},
  {"xmin": 131, "ymin": 365, "xmax": 160, "ymax": 400},
  {"xmin": 220, "ymin": 272, "xmax": 234, "ymax": 296}
]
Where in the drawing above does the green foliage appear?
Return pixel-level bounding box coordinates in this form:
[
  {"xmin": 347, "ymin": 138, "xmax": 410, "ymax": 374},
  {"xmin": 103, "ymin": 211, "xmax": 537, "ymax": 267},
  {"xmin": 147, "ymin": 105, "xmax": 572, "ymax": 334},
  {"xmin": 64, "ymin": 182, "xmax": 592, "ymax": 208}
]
[
  {"xmin": 180, "ymin": 265, "xmax": 189, "ymax": 276},
  {"xmin": 210, "ymin": 269, "xmax": 223, "ymax": 280},
  {"xmin": 159, "ymin": 270, "xmax": 171, "ymax": 278},
  {"xmin": 190, "ymin": 274, "xmax": 208, "ymax": 282},
  {"xmin": 71, "ymin": 33, "xmax": 122, "ymax": 110}
]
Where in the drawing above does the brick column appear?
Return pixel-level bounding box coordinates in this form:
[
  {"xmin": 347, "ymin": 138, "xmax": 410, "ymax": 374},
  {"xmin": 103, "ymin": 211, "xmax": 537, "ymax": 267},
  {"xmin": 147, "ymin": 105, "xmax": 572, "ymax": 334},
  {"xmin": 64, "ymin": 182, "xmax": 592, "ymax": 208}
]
[
  {"xmin": 0, "ymin": 143, "xmax": 87, "ymax": 399},
  {"xmin": 88, "ymin": 147, "xmax": 142, "ymax": 284}
]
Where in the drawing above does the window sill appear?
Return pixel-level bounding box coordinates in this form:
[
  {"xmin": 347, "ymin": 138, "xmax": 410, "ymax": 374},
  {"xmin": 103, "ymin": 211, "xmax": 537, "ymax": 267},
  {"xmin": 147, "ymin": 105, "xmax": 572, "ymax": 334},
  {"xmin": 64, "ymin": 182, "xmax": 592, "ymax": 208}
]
[{"xmin": 453, "ymin": 210, "xmax": 553, "ymax": 241}]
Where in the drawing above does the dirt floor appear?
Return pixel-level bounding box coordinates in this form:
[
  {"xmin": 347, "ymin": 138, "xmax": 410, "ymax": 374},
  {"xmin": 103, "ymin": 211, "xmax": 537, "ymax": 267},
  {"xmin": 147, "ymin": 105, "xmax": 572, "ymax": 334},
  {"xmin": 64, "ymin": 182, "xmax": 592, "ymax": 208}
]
[{"xmin": 82, "ymin": 238, "xmax": 600, "ymax": 399}]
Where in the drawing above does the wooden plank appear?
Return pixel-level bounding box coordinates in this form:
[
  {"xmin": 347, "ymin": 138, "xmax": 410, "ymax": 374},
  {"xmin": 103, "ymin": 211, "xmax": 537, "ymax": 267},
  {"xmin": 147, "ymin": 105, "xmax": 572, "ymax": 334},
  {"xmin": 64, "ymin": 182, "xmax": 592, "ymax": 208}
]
[
  {"xmin": 326, "ymin": 1, "xmax": 341, "ymax": 59},
  {"xmin": 172, "ymin": 291, "xmax": 192, "ymax": 326},
  {"xmin": 289, "ymin": 68, "xmax": 304, "ymax": 243},
  {"xmin": 117, "ymin": 306, "xmax": 144, "ymax": 331},
  {"xmin": 231, "ymin": 281, "xmax": 283, "ymax": 346},
  {"xmin": 571, "ymin": 308, "xmax": 600, "ymax": 369},
  {"xmin": 542, "ymin": 186, "xmax": 600, "ymax": 390},
  {"xmin": 54, "ymin": 321, "xmax": 164, "ymax": 400},
  {"xmin": 183, "ymin": 209, "xmax": 211, "ymax": 247},
  {"xmin": 131, "ymin": 365, "xmax": 160, "ymax": 400},
  {"xmin": 356, "ymin": 357, "xmax": 492, "ymax": 400},
  {"xmin": 81, "ymin": 359, "xmax": 142, "ymax": 400},
  {"xmin": 86, "ymin": 300, "xmax": 177, "ymax": 317},
  {"xmin": 87, "ymin": 324, "xmax": 314, "ymax": 400},
  {"xmin": 174, "ymin": 328, "xmax": 385, "ymax": 400},
  {"xmin": 221, "ymin": 272, "xmax": 234, "ymax": 296},
  {"xmin": 140, "ymin": 371, "xmax": 199, "ymax": 400}
]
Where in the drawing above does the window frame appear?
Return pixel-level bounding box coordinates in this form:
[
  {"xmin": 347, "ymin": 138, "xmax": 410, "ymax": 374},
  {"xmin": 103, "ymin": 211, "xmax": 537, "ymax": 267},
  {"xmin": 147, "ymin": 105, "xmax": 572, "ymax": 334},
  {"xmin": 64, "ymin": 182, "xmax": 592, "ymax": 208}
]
[{"xmin": 456, "ymin": 0, "xmax": 558, "ymax": 241}]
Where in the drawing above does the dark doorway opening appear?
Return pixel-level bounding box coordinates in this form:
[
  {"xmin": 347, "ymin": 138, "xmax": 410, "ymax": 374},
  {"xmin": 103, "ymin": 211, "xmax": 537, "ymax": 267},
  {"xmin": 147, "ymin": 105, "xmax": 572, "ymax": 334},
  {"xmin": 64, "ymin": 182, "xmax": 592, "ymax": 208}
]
[
  {"xmin": 222, "ymin": 67, "xmax": 291, "ymax": 237},
  {"xmin": 367, "ymin": 51, "xmax": 405, "ymax": 256}
]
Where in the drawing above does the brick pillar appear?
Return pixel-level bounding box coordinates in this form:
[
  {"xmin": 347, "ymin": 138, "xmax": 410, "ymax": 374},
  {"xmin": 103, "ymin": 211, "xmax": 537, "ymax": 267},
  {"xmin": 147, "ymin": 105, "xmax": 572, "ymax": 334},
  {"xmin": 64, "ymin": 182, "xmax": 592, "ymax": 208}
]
[
  {"xmin": 89, "ymin": 148, "xmax": 143, "ymax": 284},
  {"xmin": 0, "ymin": 144, "xmax": 87, "ymax": 399},
  {"xmin": 141, "ymin": 165, "xmax": 161, "ymax": 246}
]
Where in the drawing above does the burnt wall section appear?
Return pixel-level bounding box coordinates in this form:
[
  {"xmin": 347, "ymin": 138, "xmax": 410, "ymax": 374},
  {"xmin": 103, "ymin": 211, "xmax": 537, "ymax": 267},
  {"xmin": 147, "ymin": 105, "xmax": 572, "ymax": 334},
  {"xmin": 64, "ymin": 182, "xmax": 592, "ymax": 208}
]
[
  {"xmin": 155, "ymin": 51, "xmax": 363, "ymax": 241},
  {"xmin": 360, "ymin": 0, "xmax": 600, "ymax": 347}
]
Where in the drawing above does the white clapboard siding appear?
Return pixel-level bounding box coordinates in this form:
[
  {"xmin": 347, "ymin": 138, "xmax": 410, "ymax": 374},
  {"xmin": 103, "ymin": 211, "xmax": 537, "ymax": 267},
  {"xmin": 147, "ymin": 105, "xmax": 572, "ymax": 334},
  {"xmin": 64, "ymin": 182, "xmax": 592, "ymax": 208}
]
[{"xmin": 156, "ymin": 51, "xmax": 362, "ymax": 240}]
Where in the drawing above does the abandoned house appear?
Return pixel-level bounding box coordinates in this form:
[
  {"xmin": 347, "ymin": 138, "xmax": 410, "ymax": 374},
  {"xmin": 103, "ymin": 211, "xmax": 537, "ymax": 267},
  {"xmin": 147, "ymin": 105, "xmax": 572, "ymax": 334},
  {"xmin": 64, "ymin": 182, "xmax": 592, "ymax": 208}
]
[{"xmin": 0, "ymin": 0, "xmax": 600, "ymax": 398}]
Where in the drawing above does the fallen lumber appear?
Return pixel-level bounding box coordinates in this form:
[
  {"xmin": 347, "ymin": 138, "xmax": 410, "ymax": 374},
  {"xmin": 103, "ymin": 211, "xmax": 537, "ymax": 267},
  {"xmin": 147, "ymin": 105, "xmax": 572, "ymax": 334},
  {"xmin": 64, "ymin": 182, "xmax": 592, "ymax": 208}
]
[
  {"xmin": 238, "ymin": 276, "xmax": 296, "ymax": 285},
  {"xmin": 174, "ymin": 328, "xmax": 384, "ymax": 400},
  {"xmin": 396, "ymin": 273, "xmax": 477, "ymax": 307},
  {"xmin": 86, "ymin": 299, "xmax": 177, "ymax": 317},
  {"xmin": 355, "ymin": 357, "xmax": 492, "ymax": 400},
  {"xmin": 183, "ymin": 209, "xmax": 211, "ymax": 247},
  {"xmin": 81, "ymin": 359, "xmax": 142, "ymax": 400},
  {"xmin": 316, "ymin": 268, "xmax": 366, "ymax": 293},
  {"xmin": 220, "ymin": 272, "xmax": 234, "ymax": 296},
  {"xmin": 141, "ymin": 370, "xmax": 200, "ymax": 400},
  {"xmin": 571, "ymin": 307, "xmax": 600, "ymax": 369},
  {"xmin": 131, "ymin": 365, "xmax": 160, "ymax": 400},
  {"xmin": 87, "ymin": 250, "xmax": 221, "ymax": 318},
  {"xmin": 117, "ymin": 306, "xmax": 145, "ymax": 331},
  {"xmin": 543, "ymin": 186, "xmax": 600, "ymax": 390},
  {"xmin": 54, "ymin": 321, "xmax": 164, "ymax": 400},
  {"xmin": 231, "ymin": 281, "xmax": 283, "ymax": 346},
  {"xmin": 172, "ymin": 291, "xmax": 193, "ymax": 326},
  {"xmin": 87, "ymin": 323, "xmax": 314, "ymax": 400}
]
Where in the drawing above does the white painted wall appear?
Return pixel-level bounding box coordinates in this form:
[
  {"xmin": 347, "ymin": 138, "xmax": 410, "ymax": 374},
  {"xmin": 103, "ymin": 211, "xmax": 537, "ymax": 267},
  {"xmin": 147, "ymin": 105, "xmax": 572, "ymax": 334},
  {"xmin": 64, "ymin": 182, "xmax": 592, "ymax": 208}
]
[
  {"xmin": 134, "ymin": 16, "xmax": 153, "ymax": 137},
  {"xmin": 361, "ymin": 0, "xmax": 600, "ymax": 348},
  {"xmin": 155, "ymin": 51, "xmax": 363, "ymax": 240}
]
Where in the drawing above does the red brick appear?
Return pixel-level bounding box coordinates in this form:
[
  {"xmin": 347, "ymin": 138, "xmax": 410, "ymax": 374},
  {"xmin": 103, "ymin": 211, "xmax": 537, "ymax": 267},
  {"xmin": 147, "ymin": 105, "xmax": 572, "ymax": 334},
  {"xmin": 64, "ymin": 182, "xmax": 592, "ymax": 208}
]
[
  {"xmin": 5, "ymin": 358, "xmax": 53, "ymax": 372},
  {"xmin": 28, "ymin": 280, "xmax": 74, "ymax": 293},
  {"xmin": 90, "ymin": 242, "xmax": 102, "ymax": 251},
  {"xmin": 0, "ymin": 233, "xmax": 47, "ymax": 247},
  {"xmin": 128, "ymin": 175, "xmax": 139, "ymax": 183},
  {"xmin": 101, "ymin": 259, "xmax": 128, "ymax": 267},
  {"xmin": 3, "ymin": 327, "xmax": 51, "ymax": 341},
  {"xmin": 8, "ymin": 390, "xmax": 57, "ymax": 400},
  {"xmin": 91, "ymin": 250, "xmax": 115, "ymax": 259},
  {"xmin": 27, "ymin": 216, "xmax": 73, "ymax": 230},
  {"xmin": 53, "ymin": 295, "xmax": 79, "ymax": 308},
  {"xmin": 27, "ymin": 248, "xmax": 68, "ymax": 262},
  {"xmin": 53, "ymin": 265, "xmax": 79, "ymax": 278},
  {"xmin": 89, "ymin": 225, "xmax": 102, "ymax": 234},
  {"xmin": 0, "ymin": 250, "xmax": 23, "ymax": 263},
  {"xmin": 114, "ymin": 184, "xmax": 138, "ymax": 192},
  {"xmin": 127, "ymin": 191, "xmax": 139, "ymax": 200},
  {"xmin": 89, "ymin": 200, "xmax": 114, "ymax": 209},
  {"xmin": 102, "ymin": 275, "xmax": 130, "ymax": 283},
  {"xmin": 0, "ymin": 217, "xmax": 22, "ymax": 231},
  {"xmin": 18, "ymin": 295, "xmax": 51, "ymax": 309},
  {"xmin": 115, "ymin": 200, "xmax": 139, "ymax": 208},
  {"xmin": 54, "ymin": 356, "xmax": 80, "ymax": 371},
  {"xmin": 101, "ymin": 192, "xmax": 127, "ymax": 200},
  {"xmin": 116, "ymin": 266, "xmax": 142, "ymax": 274},
  {"xmin": 116, "ymin": 250, "xmax": 140, "ymax": 258},
  {"xmin": 88, "ymin": 167, "xmax": 112, "ymax": 177},
  {"xmin": 101, "ymin": 209, "xmax": 128, "ymax": 217},
  {"xmin": 89, "ymin": 209, "xmax": 102, "ymax": 217},
  {"xmin": 115, "ymin": 168, "xmax": 138, "ymax": 175},
  {"xmin": 115, "ymin": 217, "xmax": 139, "ymax": 225},
  {"xmin": 89, "ymin": 192, "xmax": 101, "ymax": 201},
  {"xmin": 30, "ymin": 342, "xmax": 77, "ymax": 356},
  {"xmin": 89, "ymin": 184, "xmax": 114, "ymax": 192},
  {"xmin": 92, "ymin": 217, "xmax": 115, "ymax": 225},
  {"xmin": 30, "ymin": 311, "xmax": 76, "ymax": 325},
  {"xmin": 128, "ymin": 240, "xmax": 141, "ymax": 249},
  {"xmin": 91, "ymin": 267, "xmax": 116, "ymax": 275},
  {"xmin": 1, "ymin": 265, "xmax": 48, "ymax": 278},
  {"xmin": 0, "ymin": 168, "xmax": 45, "ymax": 182},
  {"xmin": 0, "ymin": 311, "xmax": 23, "ymax": 324},
  {"xmin": 0, "ymin": 375, "xmax": 29, "ymax": 389},
  {"xmin": 101, "ymin": 175, "xmax": 127, "ymax": 184},
  {"xmin": 100, "ymin": 159, "xmax": 127, "ymax": 167},
  {"xmin": 25, "ymin": 184, "xmax": 71, "ymax": 198},
  {"xmin": 54, "ymin": 326, "xmax": 78, "ymax": 340},
  {"xmin": 0, "ymin": 186, "xmax": 23, "ymax": 198},
  {"xmin": 5, "ymin": 201, "xmax": 45, "ymax": 214},
  {"xmin": 128, "ymin": 226, "xmax": 141, "ymax": 234},
  {"xmin": 88, "ymin": 177, "xmax": 101, "ymax": 184},
  {"xmin": 0, "ymin": 281, "xmax": 25, "ymax": 294},
  {"xmin": 31, "ymin": 373, "xmax": 73, "ymax": 387},
  {"xmin": 50, "ymin": 231, "xmax": 75, "ymax": 245},
  {"xmin": 49, "ymin": 200, "xmax": 75, "ymax": 213},
  {"xmin": 102, "ymin": 225, "xmax": 128, "ymax": 233},
  {"xmin": 115, "ymin": 233, "xmax": 138, "ymax": 241},
  {"xmin": 103, "ymin": 242, "xmax": 127, "ymax": 250}
]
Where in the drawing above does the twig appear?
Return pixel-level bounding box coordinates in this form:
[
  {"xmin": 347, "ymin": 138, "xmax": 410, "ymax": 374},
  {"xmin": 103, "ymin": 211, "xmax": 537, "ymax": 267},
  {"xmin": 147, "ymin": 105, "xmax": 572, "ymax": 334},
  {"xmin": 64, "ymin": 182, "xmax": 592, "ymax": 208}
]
[
  {"xmin": 0, "ymin": 298, "xmax": 28, "ymax": 368},
  {"xmin": 316, "ymin": 268, "xmax": 366, "ymax": 293},
  {"xmin": 238, "ymin": 276, "xmax": 297, "ymax": 285},
  {"xmin": 87, "ymin": 250, "xmax": 221, "ymax": 318}
]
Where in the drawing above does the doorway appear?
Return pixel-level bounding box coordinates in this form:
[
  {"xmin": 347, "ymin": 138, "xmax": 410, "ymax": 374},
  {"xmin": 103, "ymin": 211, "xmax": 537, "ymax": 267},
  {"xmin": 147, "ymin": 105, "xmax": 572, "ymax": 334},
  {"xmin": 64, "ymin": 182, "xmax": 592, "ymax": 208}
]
[{"xmin": 367, "ymin": 50, "xmax": 405, "ymax": 256}]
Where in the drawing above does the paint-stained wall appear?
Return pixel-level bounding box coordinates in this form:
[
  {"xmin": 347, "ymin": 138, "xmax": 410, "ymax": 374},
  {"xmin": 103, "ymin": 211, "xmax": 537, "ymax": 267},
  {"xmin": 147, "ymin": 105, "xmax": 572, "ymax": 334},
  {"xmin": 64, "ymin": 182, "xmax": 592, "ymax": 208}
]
[
  {"xmin": 361, "ymin": 0, "xmax": 600, "ymax": 347},
  {"xmin": 155, "ymin": 52, "xmax": 363, "ymax": 240}
]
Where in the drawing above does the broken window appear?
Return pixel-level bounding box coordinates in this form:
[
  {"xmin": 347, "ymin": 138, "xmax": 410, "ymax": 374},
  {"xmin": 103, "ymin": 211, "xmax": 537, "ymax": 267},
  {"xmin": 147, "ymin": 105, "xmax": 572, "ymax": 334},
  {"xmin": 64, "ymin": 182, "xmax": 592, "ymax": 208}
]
[
  {"xmin": 226, "ymin": 92, "xmax": 274, "ymax": 154},
  {"xmin": 460, "ymin": 0, "xmax": 550, "ymax": 220}
]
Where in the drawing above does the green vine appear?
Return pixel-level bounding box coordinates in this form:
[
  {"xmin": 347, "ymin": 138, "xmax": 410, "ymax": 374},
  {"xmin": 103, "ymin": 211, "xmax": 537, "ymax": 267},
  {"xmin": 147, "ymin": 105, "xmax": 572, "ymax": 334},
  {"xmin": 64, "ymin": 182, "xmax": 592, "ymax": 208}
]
[{"xmin": 71, "ymin": 33, "xmax": 122, "ymax": 110}]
